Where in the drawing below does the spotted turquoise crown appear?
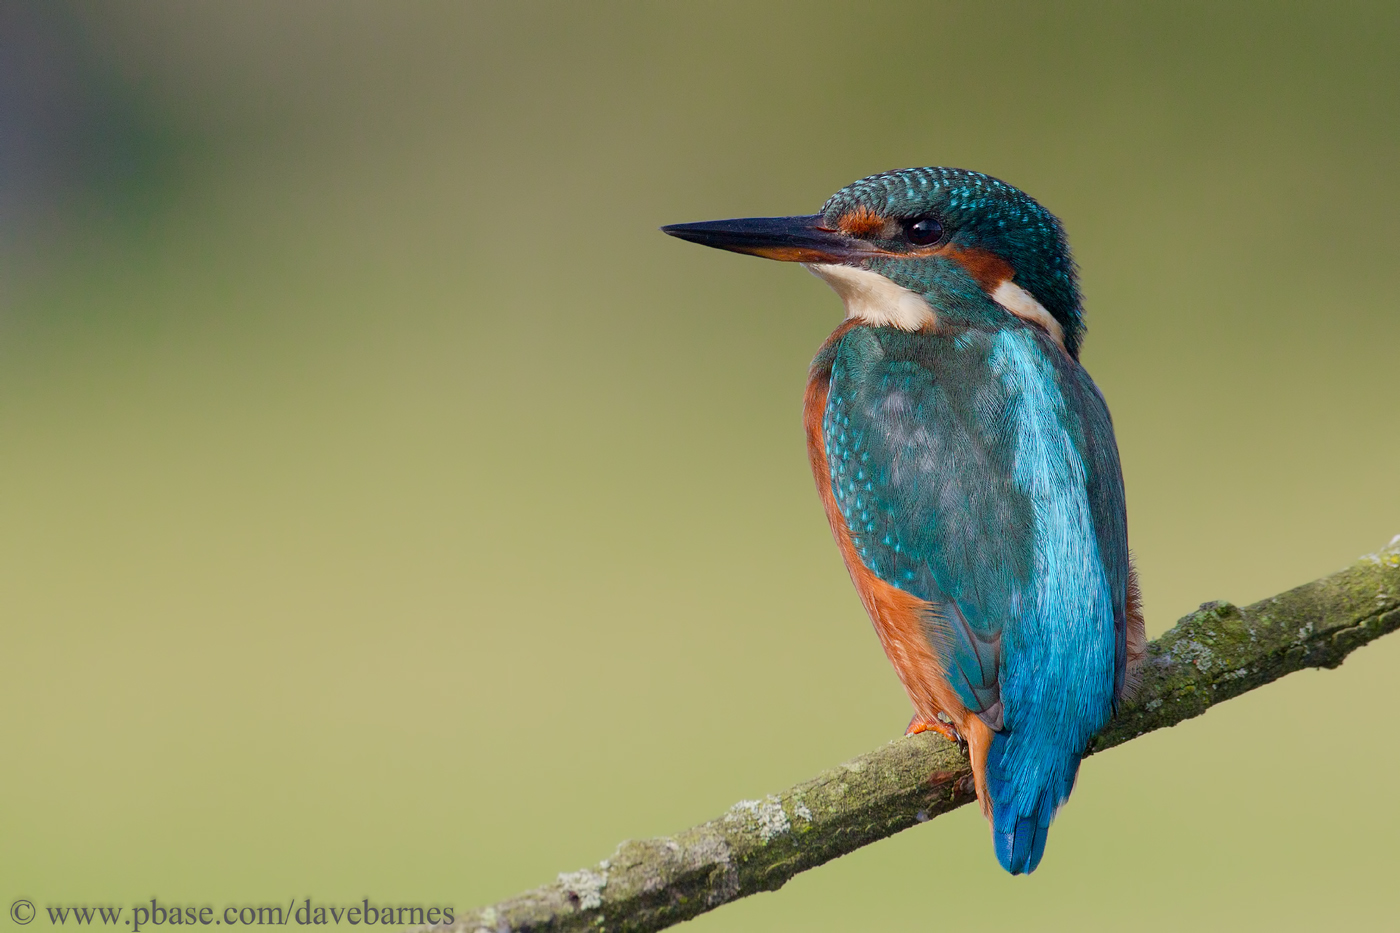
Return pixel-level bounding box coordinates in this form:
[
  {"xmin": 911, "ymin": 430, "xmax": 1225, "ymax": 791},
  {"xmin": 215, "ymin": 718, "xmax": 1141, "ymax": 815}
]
[{"xmin": 821, "ymin": 167, "xmax": 1085, "ymax": 356}]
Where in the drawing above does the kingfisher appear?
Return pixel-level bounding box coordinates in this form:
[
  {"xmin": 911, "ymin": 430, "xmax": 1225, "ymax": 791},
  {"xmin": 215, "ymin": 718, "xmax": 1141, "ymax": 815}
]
[{"xmin": 663, "ymin": 167, "xmax": 1144, "ymax": 874}]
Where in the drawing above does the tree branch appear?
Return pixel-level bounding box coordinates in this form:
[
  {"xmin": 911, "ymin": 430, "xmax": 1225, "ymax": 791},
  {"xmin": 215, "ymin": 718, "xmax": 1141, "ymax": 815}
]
[{"xmin": 437, "ymin": 538, "xmax": 1400, "ymax": 933}]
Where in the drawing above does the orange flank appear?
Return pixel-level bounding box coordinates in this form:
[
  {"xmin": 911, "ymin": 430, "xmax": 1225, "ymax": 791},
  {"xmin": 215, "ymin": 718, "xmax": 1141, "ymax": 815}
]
[
  {"xmin": 1124, "ymin": 561, "xmax": 1147, "ymax": 698},
  {"xmin": 804, "ymin": 332, "xmax": 994, "ymax": 818}
]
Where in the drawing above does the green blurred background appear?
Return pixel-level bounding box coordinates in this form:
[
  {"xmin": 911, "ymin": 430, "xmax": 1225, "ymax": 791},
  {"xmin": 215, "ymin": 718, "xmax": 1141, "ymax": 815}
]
[{"xmin": 2, "ymin": 2, "xmax": 1398, "ymax": 930}]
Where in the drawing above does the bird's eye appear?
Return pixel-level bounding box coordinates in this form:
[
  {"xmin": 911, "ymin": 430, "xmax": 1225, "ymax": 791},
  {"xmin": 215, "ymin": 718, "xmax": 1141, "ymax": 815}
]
[{"xmin": 904, "ymin": 217, "xmax": 944, "ymax": 247}]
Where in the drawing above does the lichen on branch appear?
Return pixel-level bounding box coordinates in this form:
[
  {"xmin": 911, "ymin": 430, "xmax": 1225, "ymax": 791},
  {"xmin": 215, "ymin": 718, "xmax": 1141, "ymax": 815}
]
[{"xmin": 431, "ymin": 538, "xmax": 1400, "ymax": 933}]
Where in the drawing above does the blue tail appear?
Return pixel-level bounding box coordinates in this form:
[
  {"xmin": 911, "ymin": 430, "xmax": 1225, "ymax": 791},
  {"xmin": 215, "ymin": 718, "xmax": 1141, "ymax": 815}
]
[{"xmin": 986, "ymin": 730, "xmax": 1080, "ymax": 875}]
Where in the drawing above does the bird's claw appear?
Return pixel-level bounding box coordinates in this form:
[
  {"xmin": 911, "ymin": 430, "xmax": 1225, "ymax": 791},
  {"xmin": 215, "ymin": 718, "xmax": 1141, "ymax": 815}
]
[{"xmin": 905, "ymin": 714, "xmax": 962, "ymax": 745}]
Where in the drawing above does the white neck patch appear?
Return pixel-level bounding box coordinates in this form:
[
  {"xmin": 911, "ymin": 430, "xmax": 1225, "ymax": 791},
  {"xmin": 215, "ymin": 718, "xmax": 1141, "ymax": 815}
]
[
  {"xmin": 804, "ymin": 263, "xmax": 936, "ymax": 332},
  {"xmin": 990, "ymin": 280, "xmax": 1064, "ymax": 350}
]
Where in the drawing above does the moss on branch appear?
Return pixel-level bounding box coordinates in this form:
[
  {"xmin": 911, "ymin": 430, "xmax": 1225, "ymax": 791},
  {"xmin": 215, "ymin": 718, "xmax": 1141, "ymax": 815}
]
[{"xmin": 432, "ymin": 537, "xmax": 1400, "ymax": 933}]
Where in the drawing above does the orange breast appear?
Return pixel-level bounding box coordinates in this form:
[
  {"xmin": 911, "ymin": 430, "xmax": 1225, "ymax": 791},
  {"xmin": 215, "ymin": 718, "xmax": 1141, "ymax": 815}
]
[
  {"xmin": 802, "ymin": 336, "xmax": 968, "ymax": 728},
  {"xmin": 803, "ymin": 328, "xmax": 995, "ymax": 817}
]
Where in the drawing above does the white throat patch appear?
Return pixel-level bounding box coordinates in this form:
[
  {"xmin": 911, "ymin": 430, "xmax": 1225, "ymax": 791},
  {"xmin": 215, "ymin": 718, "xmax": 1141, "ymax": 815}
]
[
  {"xmin": 990, "ymin": 280, "xmax": 1064, "ymax": 349},
  {"xmin": 804, "ymin": 263, "xmax": 936, "ymax": 332}
]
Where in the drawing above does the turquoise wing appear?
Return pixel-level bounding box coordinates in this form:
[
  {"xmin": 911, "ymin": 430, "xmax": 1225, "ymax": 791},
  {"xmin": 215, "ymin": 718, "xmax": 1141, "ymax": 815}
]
[{"xmin": 820, "ymin": 325, "xmax": 1131, "ymax": 724}]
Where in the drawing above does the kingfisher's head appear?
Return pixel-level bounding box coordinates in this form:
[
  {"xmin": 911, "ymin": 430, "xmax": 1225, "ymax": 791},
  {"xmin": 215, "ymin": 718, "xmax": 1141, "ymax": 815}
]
[{"xmin": 663, "ymin": 167, "xmax": 1084, "ymax": 357}]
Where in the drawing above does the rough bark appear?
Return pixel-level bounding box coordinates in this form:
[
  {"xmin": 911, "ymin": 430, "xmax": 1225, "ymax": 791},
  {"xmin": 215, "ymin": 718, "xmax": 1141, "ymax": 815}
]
[{"xmin": 433, "ymin": 537, "xmax": 1400, "ymax": 933}]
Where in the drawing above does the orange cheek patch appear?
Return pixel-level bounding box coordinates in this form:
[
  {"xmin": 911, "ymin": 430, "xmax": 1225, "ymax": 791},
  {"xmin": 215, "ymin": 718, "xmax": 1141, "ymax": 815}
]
[
  {"xmin": 835, "ymin": 205, "xmax": 891, "ymax": 238},
  {"xmin": 942, "ymin": 247, "xmax": 1015, "ymax": 291}
]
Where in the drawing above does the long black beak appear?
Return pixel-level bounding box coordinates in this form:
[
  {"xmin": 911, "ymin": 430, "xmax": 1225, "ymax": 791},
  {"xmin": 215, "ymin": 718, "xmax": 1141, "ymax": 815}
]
[{"xmin": 661, "ymin": 215, "xmax": 869, "ymax": 263}]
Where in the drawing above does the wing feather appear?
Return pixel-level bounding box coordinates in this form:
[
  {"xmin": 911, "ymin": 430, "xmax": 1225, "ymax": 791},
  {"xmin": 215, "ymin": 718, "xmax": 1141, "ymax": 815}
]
[{"xmin": 820, "ymin": 325, "xmax": 1130, "ymax": 718}]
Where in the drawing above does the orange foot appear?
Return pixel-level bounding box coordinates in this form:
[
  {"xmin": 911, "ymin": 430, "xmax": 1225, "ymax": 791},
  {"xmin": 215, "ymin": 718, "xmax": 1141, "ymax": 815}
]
[{"xmin": 905, "ymin": 715, "xmax": 961, "ymax": 745}]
